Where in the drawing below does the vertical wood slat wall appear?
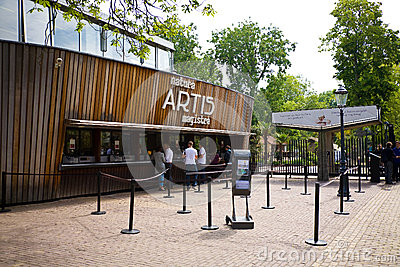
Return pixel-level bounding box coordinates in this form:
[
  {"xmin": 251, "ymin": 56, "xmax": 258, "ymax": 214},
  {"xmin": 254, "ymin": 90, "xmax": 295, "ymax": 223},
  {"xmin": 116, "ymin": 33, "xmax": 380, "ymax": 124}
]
[{"xmin": 0, "ymin": 40, "xmax": 254, "ymax": 204}]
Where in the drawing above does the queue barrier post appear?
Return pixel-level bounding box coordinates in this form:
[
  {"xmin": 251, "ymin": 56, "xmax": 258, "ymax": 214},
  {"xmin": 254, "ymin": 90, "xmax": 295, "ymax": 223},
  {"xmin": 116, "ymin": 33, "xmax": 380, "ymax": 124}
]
[
  {"xmin": 177, "ymin": 172, "xmax": 192, "ymax": 214},
  {"xmin": 1, "ymin": 172, "xmax": 11, "ymax": 213},
  {"xmin": 163, "ymin": 169, "xmax": 174, "ymax": 199},
  {"xmin": 300, "ymin": 165, "xmax": 311, "ymax": 195},
  {"xmin": 201, "ymin": 176, "xmax": 218, "ymax": 230},
  {"xmin": 334, "ymin": 173, "xmax": 349, "ymax": 215},
  {"xmin": 91, "ymin": 172, "xmax": 106, "ymax": 215},
  {"xmin": 344, "ymin": 173, "xmax": 354, "ymax": 202},
  {"xmin": 305, "ymin": 183, "xmax": 327, "ymax": 246},
  {"xmin": 355, "ymin": 161, "xmax": 365, "ymax": 193},
  {"xmin": 121, "ymin": 179, "xmax": 140, "ymax": 234},
  {"xmin": 282, "ymin": 164, "xmax": 291, "ymax": 190},
  {"xmin": 262, "ymin": 171, "xmax": 275, "ymax": 209}
]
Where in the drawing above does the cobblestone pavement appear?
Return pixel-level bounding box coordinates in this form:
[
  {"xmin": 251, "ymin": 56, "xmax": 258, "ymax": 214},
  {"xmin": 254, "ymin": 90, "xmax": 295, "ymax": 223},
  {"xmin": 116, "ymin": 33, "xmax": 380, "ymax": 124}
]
[{"xmin": 0, "ymin": 175, "xmax": 399, "ymax": 266}]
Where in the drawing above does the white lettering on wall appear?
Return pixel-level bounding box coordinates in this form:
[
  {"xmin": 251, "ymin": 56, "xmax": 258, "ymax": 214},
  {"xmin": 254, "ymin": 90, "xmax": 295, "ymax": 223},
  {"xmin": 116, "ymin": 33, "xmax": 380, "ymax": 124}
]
[
  {"xmin": 162, "ymin": 89, "xmax": 175, "ymax": 110},
  {"xmin": 177, "ymin": 91, "xmax": 190, "ymax": 112},
  {"xmin": 204, "ymin": 96, "xmax": 215, "ymax": 115}
]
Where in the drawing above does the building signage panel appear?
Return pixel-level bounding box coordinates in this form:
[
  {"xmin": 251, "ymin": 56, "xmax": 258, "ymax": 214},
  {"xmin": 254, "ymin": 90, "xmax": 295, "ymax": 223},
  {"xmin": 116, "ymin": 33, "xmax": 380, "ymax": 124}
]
[{"xmin": 272, "ymin": 106, "xmax": 379, "ymax": 129}]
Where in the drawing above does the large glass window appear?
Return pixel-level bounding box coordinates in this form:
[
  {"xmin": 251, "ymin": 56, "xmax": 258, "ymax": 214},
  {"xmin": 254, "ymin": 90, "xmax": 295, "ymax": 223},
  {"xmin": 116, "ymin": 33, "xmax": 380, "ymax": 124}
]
[
  {"xmin": 142, "ymin": 45, "xmax": 156, "ymax": 69},
  {"xmin": 157, "ymin": 48, "xmax": 172, "ymax": 71},
  {"xmin": 81, "ymin": 23, "xmax": 101, "ymax": 56},
  {"xmin": 24, "ymin": 0, "xmax": 49, "ymax": 45},
  {"xmin": 104, "ymin": 31, "xmax": 123, "ymax": 61},
  {"xmin": 0, "ymin": 0, "xmax": 18, "ymax": 41},
  {"xmin": 54, "ymin": 12, "xmax": 79, "ymax": 51},
  {"xmin": 124, "ymin": 37, "xmax": 141, "ymax": 65}
]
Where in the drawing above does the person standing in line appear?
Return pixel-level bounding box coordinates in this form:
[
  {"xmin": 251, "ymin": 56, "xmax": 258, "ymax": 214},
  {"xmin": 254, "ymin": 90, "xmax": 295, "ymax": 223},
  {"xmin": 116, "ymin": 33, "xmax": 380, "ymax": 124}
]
[
  {"xmin": 198, "ymin": 143, "xmax": 207, "ymax": 184},
  {"xmin": 163, "ymin": 143, "xmax": 174, "ymax": 184},
  {"xmin": 153, "ymin": 147, "xmax": 166, "ymax": 190},
  {"xmin": 182, "ymin": 141, "xmax": 198, "ymax": 190},
  {"xmin": 381, "ymin": 142, "xmax": 395, "ymax": 185},
  {"xmin": 393, "ymin": 141, "xmax": 400, "ymax": 182},
  {"xmin": 224, "ymin": 145, "xmax": 232, "ymax": 164}
]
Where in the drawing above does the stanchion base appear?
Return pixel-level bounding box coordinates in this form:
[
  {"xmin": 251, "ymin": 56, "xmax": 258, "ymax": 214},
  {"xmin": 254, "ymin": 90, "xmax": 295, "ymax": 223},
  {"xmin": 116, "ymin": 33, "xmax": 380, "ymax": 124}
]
[
  {"xmin": 300, "ymin": 192, "xmax": 311, "ymax": 195},
  {"xmin": 305, "ymin": 239, "xmax": 327, "ymax": 246},
  {"xmin": 194, "ymin": 190, "xmax": 204, "ymax": 193},
  {"xmin": 222, "ymin": 187, "xmax": 230, "ymax": 189},
  {"xmin": 163, "ymin": 195, "xmax": 175, "ymax": 198},
  {"xmin": 334, "ymin": 211, "xmax": 349, "ymax": 215},
  {"xmin": 344, "ymin": 199, "xmax": 355, "ymax": 202},
  {"xmin": 201, "ymin": 225, "xmax": 219, "ymax": 230},
  {"xmin": 282, "ymin": 188, "xmax": 291, "ymax": 190},
  {"xmin": 355, "ymin": 190, "xmax": 365, "ymax": 193},
  {"xmin": 121, "ymin": 229, "xmax": 140, "ymax": 234},
  {"xmin": 91, "ymin": 211, "xmax": 106, "ymax": 215},
  {"xmin": 261, "ymin": 206, "xmax": 275, "ymax": 209},
  {"xmin": 0, "ymin": 208, "xmax": 11, "ymax": 213},
  {"xmin": 177, "ymin": 210, "xmax": 192, "ymax": 214}
]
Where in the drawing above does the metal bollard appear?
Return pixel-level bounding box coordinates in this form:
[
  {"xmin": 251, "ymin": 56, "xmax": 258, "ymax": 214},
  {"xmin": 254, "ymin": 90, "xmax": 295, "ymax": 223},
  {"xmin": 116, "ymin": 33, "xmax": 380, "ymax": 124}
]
[
  {"xmin": 300, "ymin": 165, "xmax": 311, "ymax": 195},
  {"xmin": 344, "ymin": 174, "xmax": 354, "ymax": 202},
  {"xmin": 121, "ymin": 179, "xmax": 140, "ymax": 234},
  {"xmin": 305, "ymin": 183, "xmax": 327, "ymax": 246},
  {"xmin": 1, "ymin": 172, "xmax": 11, "ymax": 213},
  {"xmin": 262, "ymin": 171, "xmax": 275, "ymax": 209},
  {"xmin": 163, "ymin": 176, "xmax": 174, "ymax": 199},
  {"xmin": 355, "ymin": 162, "xmax": 365, "ymax": 193},
  {"xmin": 177, "ymin": 180, "xmax": 191, "ymax": 214},
  {"xmin": 201, "ymin": 176, "xmax": 219, "ymax": 230},
  {"xmin": 282, "ymin": 164, "xmax": 291, "ymax": 190},
  {"xmin": 334, "ymin": 174, "xmax": 349, "ymax": 215},
  {"xmin": 91, "ymin": 172, "xmax": 106, "ymax": 215}
]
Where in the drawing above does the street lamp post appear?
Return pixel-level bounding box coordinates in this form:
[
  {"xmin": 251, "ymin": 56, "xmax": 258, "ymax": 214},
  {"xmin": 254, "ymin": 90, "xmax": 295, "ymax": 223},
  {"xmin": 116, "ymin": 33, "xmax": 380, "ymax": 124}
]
[{"xmin": 334, "ymin": 85, "xmax": 350, "ymax": 215}]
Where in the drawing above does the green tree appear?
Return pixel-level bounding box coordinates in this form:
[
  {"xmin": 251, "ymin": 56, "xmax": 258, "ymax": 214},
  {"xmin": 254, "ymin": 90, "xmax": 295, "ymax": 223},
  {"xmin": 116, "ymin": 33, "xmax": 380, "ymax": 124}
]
[
  {"xmin": 320, "ymin": 0, "xmax": 400, "ymax": 111},
  {"xmin": 30, "ymin": 0, "xmax": 215, "ymax": 59},
  {"xmin": 209, "ymin": 19, "xmax": 296, "ymax": 97}
]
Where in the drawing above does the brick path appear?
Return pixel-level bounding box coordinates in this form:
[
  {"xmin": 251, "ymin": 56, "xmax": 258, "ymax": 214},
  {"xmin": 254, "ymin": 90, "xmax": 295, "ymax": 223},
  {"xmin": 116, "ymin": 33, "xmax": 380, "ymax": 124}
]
[{"xmin": 0, "ymin": 175, "xmax": 399, "ymax": 266}]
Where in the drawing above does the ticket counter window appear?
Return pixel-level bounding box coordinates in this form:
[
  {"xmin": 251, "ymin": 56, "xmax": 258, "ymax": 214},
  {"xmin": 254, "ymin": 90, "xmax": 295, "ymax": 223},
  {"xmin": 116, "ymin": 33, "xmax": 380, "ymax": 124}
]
[
  {"xmin": 63, "ymin": 128, "xmax": 94, "ymax": 164},
  {"xmin": 100, "ymin": 130, "xmax": 123, "ymax": 162}
]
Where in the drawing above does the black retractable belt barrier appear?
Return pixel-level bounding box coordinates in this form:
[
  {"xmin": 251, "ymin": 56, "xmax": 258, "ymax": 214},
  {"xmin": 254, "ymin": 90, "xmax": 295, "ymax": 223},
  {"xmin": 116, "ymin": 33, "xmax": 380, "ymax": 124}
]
[
  {"xmin": 121, "ymin": 179, "xmax": 140, "ymax": 234},
  {"xmin": 201, "ymin": 176, "xmax": 218, "ymax": 230},
  {"xmin": 262, "ymin": 171, "xmax": 275, "ymax": 209},
  {"xmin": 91, "ymin": 172, "xmax": 106, "ymax": 215},
  {"xmin": 177, "ymin": 172, "xmax": 192, "ymax": 214},
  {"xmin": 344, "ymin": 173, "xmax": 354, "ymax": 202},
  {"xmin": 300, "ymin": 165, "xmax": 311, "ymax": 195},
  {"xmin": 355, "ymin": 160, "xmax": 365, "ymax": 193},
  {"xmin": 305, "ymin": 183, "xmax": 327, "ymax": 246},
  {"xmin": 282, "ymin": 164, "xmax": 291, "ymax": 190},
  {"xmin": 1, "ymin": 172, "xmax": 11, "ymax": 213},
  {"xmin": 334, "ymin": 173, "xmax": 349, "ymax": 215}
]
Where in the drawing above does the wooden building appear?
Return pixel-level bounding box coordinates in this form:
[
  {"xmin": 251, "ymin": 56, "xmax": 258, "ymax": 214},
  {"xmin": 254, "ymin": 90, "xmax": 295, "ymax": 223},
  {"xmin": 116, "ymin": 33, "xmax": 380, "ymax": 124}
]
[{"xmin": 0, "ymin": 1, "xmax": 254, "ymax": 205}]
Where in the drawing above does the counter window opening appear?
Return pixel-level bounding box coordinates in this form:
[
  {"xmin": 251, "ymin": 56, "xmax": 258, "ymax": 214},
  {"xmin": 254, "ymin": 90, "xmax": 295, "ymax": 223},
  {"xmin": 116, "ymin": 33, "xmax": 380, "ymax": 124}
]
[{"xmin": 63, "ymin": 128, "xmax": 94, "ymax": 164}]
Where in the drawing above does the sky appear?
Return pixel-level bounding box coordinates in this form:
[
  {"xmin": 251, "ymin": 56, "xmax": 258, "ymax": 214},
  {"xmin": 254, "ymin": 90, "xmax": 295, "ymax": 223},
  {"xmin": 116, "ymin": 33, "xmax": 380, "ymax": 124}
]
[{"xmin": 179, "ymin": 0, "xmax": 400, "ymax": 94}]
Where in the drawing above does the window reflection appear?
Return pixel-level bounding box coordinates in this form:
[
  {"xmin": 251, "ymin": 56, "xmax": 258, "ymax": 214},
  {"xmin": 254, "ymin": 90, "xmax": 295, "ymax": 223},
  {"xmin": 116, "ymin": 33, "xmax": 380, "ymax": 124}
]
[
  {"xmin": 81, "ymin": 23, "xmax": 101, "ymax": 56},
  {"xmin": 54, "ymin": 12, "xmax": 79, "ymax": 51},
  {"xmin": 124, "ymin": 37, "xmax": 141, "ymax": 65},
  {"xmin": 158, "ymin": 48, "xmax": 172, "ymax": 71},
  {"xmin": 104, "ymin": 31, "xmax": 123, "ymax": 61},
  {"xmin": 142, "ymin": 45, "xmax": 156, "ymax": 69},
  {"xmin": 0, "ymin": 0, "xmax": 18, "ymax": 41},
  {"xmin": 24, "ymin": 0, "xmax": 49, "ymax": 45}
]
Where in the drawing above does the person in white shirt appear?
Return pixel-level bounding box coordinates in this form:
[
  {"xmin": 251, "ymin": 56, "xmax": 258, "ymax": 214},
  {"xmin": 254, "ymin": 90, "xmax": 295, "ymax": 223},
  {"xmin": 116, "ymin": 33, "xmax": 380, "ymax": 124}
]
[
  {"xmin": 198, "ymin": 143, "xmax": 207, "ymax": 184},
  {"xmin": 182, "ymin": 141, "xmax": 198, "ymax": 190},
  {"xmin": 163, "ymin": 143, "xmax": 173, "ymax": 183}
]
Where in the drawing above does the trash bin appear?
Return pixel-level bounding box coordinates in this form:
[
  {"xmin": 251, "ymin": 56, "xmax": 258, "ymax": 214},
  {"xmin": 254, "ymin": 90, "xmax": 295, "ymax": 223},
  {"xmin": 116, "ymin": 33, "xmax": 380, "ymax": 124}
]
[{"xmin": 369, "ymin": 152, "xmax": 381, "ymax": 183}]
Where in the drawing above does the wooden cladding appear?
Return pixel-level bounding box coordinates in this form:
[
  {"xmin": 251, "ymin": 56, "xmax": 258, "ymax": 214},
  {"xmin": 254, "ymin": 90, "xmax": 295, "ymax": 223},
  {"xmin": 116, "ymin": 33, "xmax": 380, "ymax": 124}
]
[{"xmin": 0, "ymin": 40, "xmax": 253, "ymax": 204}]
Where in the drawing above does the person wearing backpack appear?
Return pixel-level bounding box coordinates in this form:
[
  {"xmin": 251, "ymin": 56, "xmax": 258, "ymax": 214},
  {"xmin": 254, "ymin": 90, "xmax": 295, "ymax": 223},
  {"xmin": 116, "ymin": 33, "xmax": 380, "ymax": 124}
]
[{"xmin": 381, "ymin": 142, "xmax": 395, "ymax": 184}]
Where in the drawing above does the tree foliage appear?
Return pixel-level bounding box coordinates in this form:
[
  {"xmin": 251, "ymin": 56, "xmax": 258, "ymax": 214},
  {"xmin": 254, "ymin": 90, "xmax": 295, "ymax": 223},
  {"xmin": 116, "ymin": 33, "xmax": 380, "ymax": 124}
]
[
  {"xmin": 320, "ymin": 0, "xmax": 400, "ymax": 110},
  {"xmin": 31, "ymin": 0, "xmax": 215, "ymax": 59},
  {"xmin": 209, "ymin": 19, "xmax": 296, "ymax": 97}
]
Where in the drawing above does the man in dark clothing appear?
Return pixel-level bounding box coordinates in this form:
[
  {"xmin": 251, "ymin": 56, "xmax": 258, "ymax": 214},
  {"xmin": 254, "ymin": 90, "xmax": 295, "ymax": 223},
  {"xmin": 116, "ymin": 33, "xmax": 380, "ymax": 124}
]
[
  {"xmin": 224, "ymin": 145, "xmax": 232, "ymax": 164},
  {"xmin": 381, "ymin": 142, "xmax": 395, "ymax": 184},
  {"xmin": 393, "ymin": 141, "xmax": 400, "ymax": 182}
]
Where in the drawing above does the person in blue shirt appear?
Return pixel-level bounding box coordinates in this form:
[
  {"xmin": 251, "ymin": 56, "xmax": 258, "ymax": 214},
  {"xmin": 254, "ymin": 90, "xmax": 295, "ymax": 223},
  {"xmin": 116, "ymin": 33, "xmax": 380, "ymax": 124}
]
[{"xmin": 393, "ymin": 141, "xmax": 400, "ymax": 182}]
